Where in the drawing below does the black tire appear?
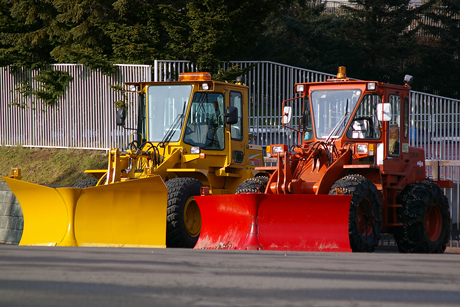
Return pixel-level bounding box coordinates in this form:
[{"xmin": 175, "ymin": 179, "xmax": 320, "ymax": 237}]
[
  {"xmin": 235, "ymin": 176, "xmax": 269, "ymax": 194},
  {"xmin": 165, "ymin": 178, "xmax": 203, "ymax": 248},
  {"xmin": 329, "ymin": 174, "xmax": 382, "ymax": 252},
  {"xmin": 74, "ymin": 178, "xmax": 99, "ymax": 188},
  {"xmin": 394, "ymin": 180, "xmax": 450, "ymax": 253}
]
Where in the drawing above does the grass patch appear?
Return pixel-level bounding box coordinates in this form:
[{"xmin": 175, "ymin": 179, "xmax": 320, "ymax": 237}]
[{"xmin": 0, "ymin": 145, "xmax": 107, "ymax": 185}]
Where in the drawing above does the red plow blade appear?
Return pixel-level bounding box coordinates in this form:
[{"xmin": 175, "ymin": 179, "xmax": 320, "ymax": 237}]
[{"xmin": 194, "ymin": 194, "xmax": 353, "ymax": 252}]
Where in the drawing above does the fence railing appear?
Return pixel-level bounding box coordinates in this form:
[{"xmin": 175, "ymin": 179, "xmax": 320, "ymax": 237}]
[
  {"xmin": 410, "ymin": 91, "xmax": 460, "ymax": 161},
  {"xmin": 2, "ymin": 61, "xmax": 459, "ymax": 157},
  {"xmin": 1, "ymin": 64, "xmax": 151, "ymax": 150},
  {"xmin": 154, "ymin": 60, "xmax": 336, "ymax": 148},
  {"xmin": 155, "ymin": 60, "xmax": 460, "ymax": 159}
]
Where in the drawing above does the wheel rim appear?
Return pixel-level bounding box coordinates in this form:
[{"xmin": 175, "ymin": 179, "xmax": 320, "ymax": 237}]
[
  {"xmin": 425, "ymin": 206, "xmax": 442, "ymax": 242},
  {"xmin": 183, "ymin": 197, "xmax": 201, "ymax": 237},
  {"xmin": 357, "ymin": 200, "xmax": 374, "ymax": 237}
]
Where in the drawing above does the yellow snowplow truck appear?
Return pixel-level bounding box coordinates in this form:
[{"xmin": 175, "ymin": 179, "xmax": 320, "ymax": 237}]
[{"xmin": 4, "ymin": 72, "xmax": 264, "ymax": 248}]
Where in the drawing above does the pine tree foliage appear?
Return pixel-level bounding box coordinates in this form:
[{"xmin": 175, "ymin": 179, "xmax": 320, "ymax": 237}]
[
  {"xmin": 0, "ymin": 0, "xmax": 59, "ymax": 69},
  {"xmin": 1, "ymin": 0, "xmax": 460, "ymax": 99},
  {"xmin": 160, "ymin": 0, "xmax": 277, "ymax": 72},
  {"xmin": 415, "ymin": 0, "xmax": 460, "ymax": 97},
  {"xmin": 1, "ymin": 0, "xmax": 276, "ymax": 73},
  {"xmin": 252, "ymin": 1, "xmax": 348, "ymax": 72},
  {"xmin": 338, "ymin": 0, "xmax": 434, "ymax": 83}
]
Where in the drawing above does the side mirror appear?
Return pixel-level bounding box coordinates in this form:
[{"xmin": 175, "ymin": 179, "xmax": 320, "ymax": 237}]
[
  {"xmin": 377, "ymin": 103, "xmax": 392, "ymax": 122},
  {"xmin": 282, "ymin": 106, "xmax": 292, "ymax": 124},
  {"xmin": 224, "ymin": 106, "xmax": 238, "ymax": 125},
  {"xmin": 116, "ymin": 108, "xmax": 126, "ymax": 126}
]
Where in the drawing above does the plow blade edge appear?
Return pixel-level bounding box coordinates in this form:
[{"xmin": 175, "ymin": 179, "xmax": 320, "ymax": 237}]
[
  {"xmin": 4, "ymin": 177, "xmax": 81, "ymax": 246},
  {"xmin": 4, "ymin": 176, "xmax": 167, "ymax": 247},
  {"xmin": 194, "ymin": 194, "xmax": 353, "ymax": 252}
]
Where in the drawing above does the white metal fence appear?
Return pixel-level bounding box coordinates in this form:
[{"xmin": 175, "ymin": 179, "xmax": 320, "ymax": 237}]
[
  {"xmin": 410, "ymin": 91, "xmax": 460, "ymax": 161},
  {"xmin": 154, "ymin": 60, "xmax": 336, "ymax": 148},
  {"xmin": 1, "ymin": 64, "xmax": 151, "ymax": 150},
  {"xmin": 4, "ymin": 61, "xmax": 456, "ymax": 156},
  {"xmin": 154, "ymin": 60, "xmax": 460, "ymax": 159}
]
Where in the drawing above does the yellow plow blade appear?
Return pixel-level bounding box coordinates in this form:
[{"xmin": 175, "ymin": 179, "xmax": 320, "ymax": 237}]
[
  {"xmin": 75, "ymin": 177, "xmax": 167, "ymax": 247},
  {"xmin": 4, "ymin": 176, "xmax": 167, "ymax": 248},
  {"xmin": 4, "ymin": 177, "xmax": 81, "ymax": 246}
]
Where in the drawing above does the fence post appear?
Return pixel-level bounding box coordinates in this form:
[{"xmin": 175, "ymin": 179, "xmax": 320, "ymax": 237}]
[{"xmin": 154, "ymin": 60, "xmax": 158, "ymax": 82}]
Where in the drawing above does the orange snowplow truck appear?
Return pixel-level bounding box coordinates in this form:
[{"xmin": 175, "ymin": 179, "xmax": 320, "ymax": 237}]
[{"xmin": 195, "ymin": 67, "xmax": 452, "ymax": 253}]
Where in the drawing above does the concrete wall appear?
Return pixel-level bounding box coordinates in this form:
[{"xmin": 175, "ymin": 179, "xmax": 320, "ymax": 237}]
[{"xmin": 0, "ymin": 182, "xmax": 23, "ymax": 244}]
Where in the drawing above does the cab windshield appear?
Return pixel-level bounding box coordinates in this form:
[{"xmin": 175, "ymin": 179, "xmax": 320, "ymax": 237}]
[
  {"xmin": 147, "ymin": 85, "xmax": 192, "ymax": 142},
  {"xmin": 310, "ymin": 89, "xmax": 362, "ymax": 139},
  {"xmin": 183, "ymin": 92, "xmax": 225, "ymax": 150}
]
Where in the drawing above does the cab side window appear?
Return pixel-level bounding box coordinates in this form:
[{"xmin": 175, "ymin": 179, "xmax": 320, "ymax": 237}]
[
  {"xmin": 388, "ymin": 95, "xmax": 401, "ymax": 156},
  {"xmin": 184, "ymin": 92, "xmax": 225, "ymax": 150},
  {"xmin": 346, "ymin": 94, "xmax": 381, "ymax": 140},
  {"xmin": 403, "ymin": 97, "xmax": 409, "ymax": 139},
  {"xmin": 230, "ymin": 91, "xmax": 243, "ymax": 140}
]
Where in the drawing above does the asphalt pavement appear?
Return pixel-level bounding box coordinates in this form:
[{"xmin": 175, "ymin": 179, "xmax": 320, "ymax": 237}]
[{"xmin": 0, "ymin": 245, "xmax": 459, "ymax": 307}]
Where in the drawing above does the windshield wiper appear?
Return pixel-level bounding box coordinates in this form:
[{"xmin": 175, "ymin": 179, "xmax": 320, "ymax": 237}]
[
  {"xmin": 159, "ymin": 100, "xmax": 187, "ymax": 147},
  {"xmin": 325, "ymin": 99, "xmax": 349, "ymax": 144}
]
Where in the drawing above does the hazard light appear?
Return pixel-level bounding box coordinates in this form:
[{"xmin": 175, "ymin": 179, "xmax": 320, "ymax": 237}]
[
  {"xmin": 179, "ymin": 72, "xmax": 211, "ymax": 82},
  {"xmin": 10, "ymin": 168, "xmax": 22, "ymax": 180},
  {"xmin": 368, "ymin": 143, "xmax": 375, "ymax": 155},
  {"xmin": 337, "ymin": 66, "xmax": 346, "ymax": 78}
]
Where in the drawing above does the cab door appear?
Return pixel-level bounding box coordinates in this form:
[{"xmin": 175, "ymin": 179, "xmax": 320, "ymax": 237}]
[
  {"xmin": 228, "ymin": 90, "xmax": 245, "ymax": 165},
  {"xmin": 381, "ymin": 87, "xmax": 410, "ymax": 173}
]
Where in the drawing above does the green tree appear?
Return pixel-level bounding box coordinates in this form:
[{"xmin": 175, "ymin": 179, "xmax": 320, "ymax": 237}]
[
  {"xmin": 161, "ymin": 0, "xmax": 278, "ymax": 72},
  {"xmin": 0, "ymin": 0, "xmax": 58, "ymax": 69},
  {"xmin": 0, "ymin": 0, "xmax": 165, "ymax": 72},
  {"xmin": 250, "ymin": 1, "xmax": 349, "ymax": 74},
  {"xmin": 1, "ymin": 0, "xmax": 278, "ymax": 74},
  {"xmin": 105, "ymin": 1, "xmax": 163, "ymax": 65},
  {"xmin": 1, "ymin": 0, "xmax": 282, "ymax": 107},
  {"xmin": 3, "ymin": 0, "xmax": 458, "ymax": 99},
  {"xmin": 414, "ymin": 0, "xmax": 460, "ymax": 98},
  {"xmin": 49, "ymin": 0, "xmax": 121, "ymax": 73},
  {"xmin": 337, "ymin": 0, "xmax": 435, "ymax": 83}
]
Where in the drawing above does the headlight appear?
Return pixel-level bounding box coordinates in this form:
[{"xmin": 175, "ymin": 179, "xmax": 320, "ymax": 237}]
[
  {"xmin": 127, "ymin": 84, "xmax": 138, "ymax": 92},
  {"xmin": 296, "ymin": 84, "xmax": 304, "ymax": 93},
  {"xmin": 357, "ymin": 144, "xmax": 368, "ymax": 154},
  {"xmin": 190, "ymin": 146, "xmax": 201, "ymax": 154},
  {"xmin": 272, "ymin": 146, "xmax": 284, "ymax": 154},
  {"xmin": 367, "ymin": 82, "xmax": 376, "ymax": 91},
  {"xmin": 202, "ymin": 83, "xmax": 210, "ymax": 90}
]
